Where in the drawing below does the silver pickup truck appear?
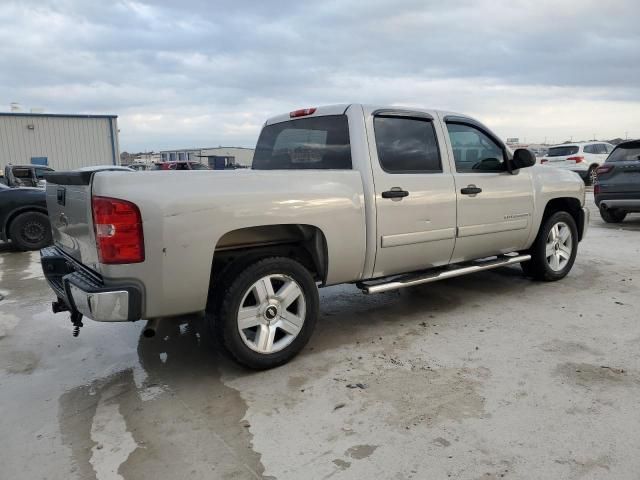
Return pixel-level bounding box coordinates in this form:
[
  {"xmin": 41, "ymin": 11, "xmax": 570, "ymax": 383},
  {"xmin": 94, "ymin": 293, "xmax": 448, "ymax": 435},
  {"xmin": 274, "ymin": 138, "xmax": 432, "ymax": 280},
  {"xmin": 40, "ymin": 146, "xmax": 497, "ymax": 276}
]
[{"xmin": 41, "ymin": 104, "xmax": 588, "ymax": 369}]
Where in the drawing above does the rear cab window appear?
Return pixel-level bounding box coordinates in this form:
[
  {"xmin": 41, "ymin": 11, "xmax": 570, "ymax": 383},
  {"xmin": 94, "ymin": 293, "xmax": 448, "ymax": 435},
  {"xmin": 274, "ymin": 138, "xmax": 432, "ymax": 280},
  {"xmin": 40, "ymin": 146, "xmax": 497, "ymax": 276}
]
[{"xmin": 253, "ymin": 115, "xmax": 351, "ymax": 170}]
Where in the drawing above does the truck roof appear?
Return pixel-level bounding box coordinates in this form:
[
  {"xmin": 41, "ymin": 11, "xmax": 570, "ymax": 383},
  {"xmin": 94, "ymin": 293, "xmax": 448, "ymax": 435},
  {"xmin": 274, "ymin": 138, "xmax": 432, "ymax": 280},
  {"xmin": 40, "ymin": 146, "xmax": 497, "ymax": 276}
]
[{"xmin": 264, "ymin": 104, "xmax": 469, "ymax": 126}]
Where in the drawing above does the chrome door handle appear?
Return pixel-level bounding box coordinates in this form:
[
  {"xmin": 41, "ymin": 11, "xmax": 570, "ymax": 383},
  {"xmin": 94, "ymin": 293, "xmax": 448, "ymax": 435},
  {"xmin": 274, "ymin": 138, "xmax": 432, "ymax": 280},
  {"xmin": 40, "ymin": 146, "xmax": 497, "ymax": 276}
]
[
  {"xmin": 381, "ymin": 189, "xmax": 409, "ymax": 199},
  {"xmin": 460, "ymin": 185, "xmax": 482, "ymax": 195}
]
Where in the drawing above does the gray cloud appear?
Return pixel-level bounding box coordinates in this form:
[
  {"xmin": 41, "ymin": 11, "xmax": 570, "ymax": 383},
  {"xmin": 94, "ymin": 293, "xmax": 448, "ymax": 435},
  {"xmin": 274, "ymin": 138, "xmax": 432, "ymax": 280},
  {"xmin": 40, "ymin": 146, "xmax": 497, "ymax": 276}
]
[{"xmin": 1, "ymin": 0, "xmax": 639, "ymax": 150}]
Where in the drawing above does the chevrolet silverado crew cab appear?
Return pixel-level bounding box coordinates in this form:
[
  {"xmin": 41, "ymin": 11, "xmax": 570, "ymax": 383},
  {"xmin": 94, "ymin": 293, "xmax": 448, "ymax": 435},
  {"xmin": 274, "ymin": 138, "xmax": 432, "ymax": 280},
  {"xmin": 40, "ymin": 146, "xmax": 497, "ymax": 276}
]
[{"xmin": 41, "ymin": 104, "xmax": 588, "ymax": 369}]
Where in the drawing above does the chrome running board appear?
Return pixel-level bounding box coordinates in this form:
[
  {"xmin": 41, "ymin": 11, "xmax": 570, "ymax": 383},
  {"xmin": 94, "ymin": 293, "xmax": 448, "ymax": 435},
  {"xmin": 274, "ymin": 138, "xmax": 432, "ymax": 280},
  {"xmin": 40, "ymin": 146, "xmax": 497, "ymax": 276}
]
[{"xmin": 358, "ymin": 254, "xmax": 531, "ymax": 294}]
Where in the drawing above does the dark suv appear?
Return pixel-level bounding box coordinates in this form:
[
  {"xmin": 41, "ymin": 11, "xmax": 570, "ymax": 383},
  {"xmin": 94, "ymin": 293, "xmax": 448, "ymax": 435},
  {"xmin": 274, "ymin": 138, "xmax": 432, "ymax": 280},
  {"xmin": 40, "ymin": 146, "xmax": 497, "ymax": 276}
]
[{"xmin": 594, "ymin": 140, "xmax": 640, "ymax": 223}]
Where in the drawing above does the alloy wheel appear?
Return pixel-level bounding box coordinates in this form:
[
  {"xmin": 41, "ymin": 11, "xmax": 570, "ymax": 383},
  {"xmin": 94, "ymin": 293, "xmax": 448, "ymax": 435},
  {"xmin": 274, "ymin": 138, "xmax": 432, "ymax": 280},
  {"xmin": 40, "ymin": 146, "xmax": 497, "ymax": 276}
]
[
  {"xmin": 236, "ymin": 274, "xmax": 306, "ymax": 354},
  {"xmin": 545, "ymin": 221, "xmax": 573, "ymax": 272}
]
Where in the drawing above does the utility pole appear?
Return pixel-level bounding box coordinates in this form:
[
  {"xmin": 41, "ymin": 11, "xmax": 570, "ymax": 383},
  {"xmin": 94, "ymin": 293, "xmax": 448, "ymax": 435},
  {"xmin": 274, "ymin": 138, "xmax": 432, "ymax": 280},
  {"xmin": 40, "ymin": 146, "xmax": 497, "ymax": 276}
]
[{"xmin": 625, "ymin": 131, "xmax": 629, "ymax": 140}]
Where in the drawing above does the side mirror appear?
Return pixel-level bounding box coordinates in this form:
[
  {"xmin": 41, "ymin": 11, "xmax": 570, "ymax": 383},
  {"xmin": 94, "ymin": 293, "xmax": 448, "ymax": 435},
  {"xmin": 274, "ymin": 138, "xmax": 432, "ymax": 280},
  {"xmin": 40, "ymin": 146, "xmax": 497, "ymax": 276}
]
[{"xmin": 511, "ymin": 148, "xmax": 536, "ymax": 170}]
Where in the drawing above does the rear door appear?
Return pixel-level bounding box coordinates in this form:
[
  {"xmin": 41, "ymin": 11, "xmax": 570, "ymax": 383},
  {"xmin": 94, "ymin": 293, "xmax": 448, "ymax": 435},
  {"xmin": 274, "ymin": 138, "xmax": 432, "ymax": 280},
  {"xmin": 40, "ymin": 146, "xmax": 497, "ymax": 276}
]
[
  {"xmin": 593, "ymin": 143, "xmax": 611, "ymax": 165},
  {"xmin": 365, "ymin": 108, "xmax": 457, "ymax": 277},
  {"xmin": 440, "ymin": 115, "xmax": 534, "ymax": 262}
]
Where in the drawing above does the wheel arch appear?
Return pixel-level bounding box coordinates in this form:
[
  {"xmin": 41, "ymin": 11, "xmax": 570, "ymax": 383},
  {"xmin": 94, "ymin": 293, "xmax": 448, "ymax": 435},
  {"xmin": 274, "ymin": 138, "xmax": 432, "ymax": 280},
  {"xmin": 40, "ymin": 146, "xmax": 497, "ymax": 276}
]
[
  {"xmin": 208, "ymin": 224, "xmax": 329, "ymax": 302},
  {"xmin": 540, "ymin": 197, "xmax": 585, "ymax": 241}
]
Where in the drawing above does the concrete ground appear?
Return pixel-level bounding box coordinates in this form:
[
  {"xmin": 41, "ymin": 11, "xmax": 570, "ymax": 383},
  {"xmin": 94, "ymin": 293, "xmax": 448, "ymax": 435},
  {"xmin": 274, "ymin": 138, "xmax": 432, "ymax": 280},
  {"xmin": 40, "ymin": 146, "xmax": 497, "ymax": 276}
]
[{"xmin": 1, "ymin": 194, "xmax": 639, "ymax": 480}]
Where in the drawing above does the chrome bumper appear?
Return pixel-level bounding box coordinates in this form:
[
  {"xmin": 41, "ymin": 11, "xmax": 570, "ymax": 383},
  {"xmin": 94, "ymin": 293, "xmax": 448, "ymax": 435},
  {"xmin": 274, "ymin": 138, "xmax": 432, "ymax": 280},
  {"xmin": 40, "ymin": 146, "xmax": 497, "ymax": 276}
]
[
  {"xmin": 67, "ymin": 283, "xmax": 131, "ymax": 321},
  {"xmin": 40, "ymin": 246, "xmax": 142, "ymax": 322}
]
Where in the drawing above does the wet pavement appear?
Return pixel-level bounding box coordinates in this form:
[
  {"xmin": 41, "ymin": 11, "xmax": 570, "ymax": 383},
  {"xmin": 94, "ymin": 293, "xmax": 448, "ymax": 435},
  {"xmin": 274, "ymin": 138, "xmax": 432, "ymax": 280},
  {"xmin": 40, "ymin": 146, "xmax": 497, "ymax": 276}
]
[{"xmin": 1, "ymin": 194, "xmax": 639, "ymax": 480}]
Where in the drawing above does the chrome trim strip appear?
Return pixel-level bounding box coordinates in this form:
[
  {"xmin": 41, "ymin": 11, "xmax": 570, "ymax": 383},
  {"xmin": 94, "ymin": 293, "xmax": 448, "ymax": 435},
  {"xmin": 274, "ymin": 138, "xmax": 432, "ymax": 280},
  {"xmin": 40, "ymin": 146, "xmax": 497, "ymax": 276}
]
[
  {"xmin": 381, "ymin": 227, "xmax": 456, "ymax": 248},
  {"xmin": 458, "ymin": 219, "xmax": 528, "ymax": 237}
]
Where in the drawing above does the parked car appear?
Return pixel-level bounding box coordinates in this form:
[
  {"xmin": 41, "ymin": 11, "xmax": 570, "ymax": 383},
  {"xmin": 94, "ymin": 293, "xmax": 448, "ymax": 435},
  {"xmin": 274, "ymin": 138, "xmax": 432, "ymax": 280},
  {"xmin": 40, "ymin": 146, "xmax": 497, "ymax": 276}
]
[
  {"xmin": 0, "ymin": 182, "xmax": 52, "ymax": 250},
  {"xmin": 128, "ymin": 163, "xmax": 150, "ymax": 171},
  {"xmin": 40, "ymin": 104, "xmax": 588, "ymax": 369},
  {"xmin": 540, "ymin": 142, "xmax": 614, "ymax": 185},
  {"xmin": 2, "ymin": 164, "xmax": 54, "ymax": 188},
  {"xmin": 594, "ymin": 140, "xmax": 640, "ymax": 223},
  {"xmin": 151, "ymin": 161, "xmax": 210, "ymax": 170}
]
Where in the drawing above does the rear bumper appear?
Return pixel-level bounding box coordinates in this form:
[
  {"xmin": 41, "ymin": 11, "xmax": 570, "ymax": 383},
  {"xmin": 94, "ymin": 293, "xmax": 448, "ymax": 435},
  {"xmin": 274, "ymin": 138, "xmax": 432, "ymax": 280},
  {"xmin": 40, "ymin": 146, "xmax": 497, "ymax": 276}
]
[
  {"xmin": 598, "ymin": 199, "xmax": 640, "ymax": 212},
  {"xmin": 40, "ymin": 246, "xmax": 142, "ymax": 322}
]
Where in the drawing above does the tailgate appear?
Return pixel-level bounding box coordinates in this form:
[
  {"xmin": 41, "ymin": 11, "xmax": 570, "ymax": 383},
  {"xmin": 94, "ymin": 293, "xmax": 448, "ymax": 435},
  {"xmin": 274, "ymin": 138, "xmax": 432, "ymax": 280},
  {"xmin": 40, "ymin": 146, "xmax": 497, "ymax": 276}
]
[
  {"xmin": 44, "ymin": 171, "xmax": 100, "ymax": 268},
  {"xmin": 613, "ymin": 160, "xmax": 640, "ymax": 193}
]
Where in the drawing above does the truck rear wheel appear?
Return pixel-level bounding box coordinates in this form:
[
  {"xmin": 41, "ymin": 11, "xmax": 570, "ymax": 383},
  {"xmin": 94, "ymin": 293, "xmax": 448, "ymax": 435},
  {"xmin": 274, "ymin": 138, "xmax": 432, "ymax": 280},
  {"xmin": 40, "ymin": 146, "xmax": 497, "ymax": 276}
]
[
  {"xmin": 521, "ymin": 211, "xmax": 578, "ymax": 281},
  {"xmin": 211, "ymin": 256, "xmax": 319, "ymax": 369},
  {"xmin": 9, "ymin": 211, "xmax": 52, "ymax": 251}
]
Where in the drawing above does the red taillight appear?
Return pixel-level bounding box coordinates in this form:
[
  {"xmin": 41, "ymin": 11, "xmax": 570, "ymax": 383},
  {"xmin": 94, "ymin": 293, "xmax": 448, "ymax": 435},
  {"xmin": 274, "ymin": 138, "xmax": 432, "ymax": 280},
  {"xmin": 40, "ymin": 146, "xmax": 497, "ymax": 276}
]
[
  {"xmin": 567, "ymin": 156, "xmax": 584, "ymax": 163},
  {"xmin": 92, "ymin": 196, "xmax": 144, "ymax": 264},
  {"xmin": 289, "ymin": 107, "xmax": 317, "ymax": 118},
  {"xmin": 540, "ymin": 158, "xmax": 548, "ymax": 164},
  {"xmin": 596, "ymin": 164, "xmax": 614, "ymax": 175}
]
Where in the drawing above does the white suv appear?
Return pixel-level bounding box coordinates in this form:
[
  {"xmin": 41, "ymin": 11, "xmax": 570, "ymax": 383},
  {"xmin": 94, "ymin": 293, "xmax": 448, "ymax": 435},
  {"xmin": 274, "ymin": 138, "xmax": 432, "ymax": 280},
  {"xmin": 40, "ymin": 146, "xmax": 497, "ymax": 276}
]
[{"xmin": 541, "ymin": 142, "xmax": 614, "ymax": 185}]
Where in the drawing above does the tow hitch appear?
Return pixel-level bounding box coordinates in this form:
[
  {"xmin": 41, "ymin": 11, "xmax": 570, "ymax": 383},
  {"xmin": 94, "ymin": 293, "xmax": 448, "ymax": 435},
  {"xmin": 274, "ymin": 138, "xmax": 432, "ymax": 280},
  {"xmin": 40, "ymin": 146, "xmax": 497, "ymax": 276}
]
[
  {"xmin": 51, "ymin": 299, "xmax": 83, "ymax": 337},
  {"xmin": 70, "ymin": 311, "xmax": 84, "ymax": 337}
]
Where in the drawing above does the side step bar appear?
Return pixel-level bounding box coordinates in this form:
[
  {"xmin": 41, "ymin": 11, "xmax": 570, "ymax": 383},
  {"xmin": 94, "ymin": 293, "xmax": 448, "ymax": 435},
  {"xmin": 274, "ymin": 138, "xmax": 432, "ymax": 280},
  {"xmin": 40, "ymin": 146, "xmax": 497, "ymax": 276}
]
[{"xmin": 358, "ymin": 254, "xmax": 531, "ymax": 294}]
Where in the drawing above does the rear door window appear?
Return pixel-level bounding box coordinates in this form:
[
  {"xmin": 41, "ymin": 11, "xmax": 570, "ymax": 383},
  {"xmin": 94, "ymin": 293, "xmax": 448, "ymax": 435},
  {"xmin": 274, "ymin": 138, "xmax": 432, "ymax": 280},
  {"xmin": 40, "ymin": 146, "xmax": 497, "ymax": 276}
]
[
  {"xmin": 253, "ymin": 115, "xmax": 351, "ymax": 170},
  {"xmin": 373, "ymin": 116, "xmax": 442, "ymax": 173}
]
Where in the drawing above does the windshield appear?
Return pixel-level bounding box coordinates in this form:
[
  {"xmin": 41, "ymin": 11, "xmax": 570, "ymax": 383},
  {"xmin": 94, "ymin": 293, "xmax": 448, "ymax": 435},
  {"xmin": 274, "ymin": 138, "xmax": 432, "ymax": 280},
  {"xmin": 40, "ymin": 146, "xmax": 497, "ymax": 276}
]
[
  {"xmin": 547, "ymin": 146, "xmax": 579, "ymax": 157},
  {"xmin": 253, "ymin": 115, "xmax": 351, "ymax": 170},
  {"xmin": 606, "ymin": 144, "xmax": 640, "ymax": 163}
]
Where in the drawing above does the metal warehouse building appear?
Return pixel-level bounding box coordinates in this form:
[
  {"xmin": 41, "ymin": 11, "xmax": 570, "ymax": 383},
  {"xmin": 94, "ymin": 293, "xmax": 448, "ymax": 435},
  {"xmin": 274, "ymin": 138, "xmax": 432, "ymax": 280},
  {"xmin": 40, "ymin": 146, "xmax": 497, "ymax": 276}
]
[
  {"xmin": 0, "ymin": 113, "xmax": 119, "ymax": 171},
  {"xmin": 160, "ymin": 146, "xmax": 255, "ymax": 168}
]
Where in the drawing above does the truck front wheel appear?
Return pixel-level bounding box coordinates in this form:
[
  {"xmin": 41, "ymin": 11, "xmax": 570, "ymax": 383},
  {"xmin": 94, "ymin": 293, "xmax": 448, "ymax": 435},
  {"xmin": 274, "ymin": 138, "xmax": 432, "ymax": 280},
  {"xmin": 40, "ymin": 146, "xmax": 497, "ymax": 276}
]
[
  {"xmin": 211, "ymin": 257, "xmax": 319, "ymax": 369},
  {"xmin": 521, "ymin": 211, "xmax": 578, "ymax": 281}
]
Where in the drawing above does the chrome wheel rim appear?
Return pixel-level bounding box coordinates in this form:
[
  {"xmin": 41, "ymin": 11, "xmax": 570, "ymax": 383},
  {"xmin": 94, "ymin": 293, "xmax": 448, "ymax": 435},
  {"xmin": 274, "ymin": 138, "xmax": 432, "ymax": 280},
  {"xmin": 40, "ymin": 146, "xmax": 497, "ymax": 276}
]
[
  {"xmin": 590, "ymin": 168, "xmax": 598, "ymax": 184},
  {"xmin": 545, "ymin": 221, "xmax": 573, "ymax": 272},
  {"xmin": 237, "ymin": 274, "xmax": 306, "ymax": 354}
]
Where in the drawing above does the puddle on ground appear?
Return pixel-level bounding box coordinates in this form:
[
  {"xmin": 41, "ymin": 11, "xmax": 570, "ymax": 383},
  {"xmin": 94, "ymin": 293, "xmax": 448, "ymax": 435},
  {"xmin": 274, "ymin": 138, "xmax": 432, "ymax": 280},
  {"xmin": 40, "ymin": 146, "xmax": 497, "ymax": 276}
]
[{"xmin": 58, "ymin": 317, "xmax": 270, "ymax": 480}]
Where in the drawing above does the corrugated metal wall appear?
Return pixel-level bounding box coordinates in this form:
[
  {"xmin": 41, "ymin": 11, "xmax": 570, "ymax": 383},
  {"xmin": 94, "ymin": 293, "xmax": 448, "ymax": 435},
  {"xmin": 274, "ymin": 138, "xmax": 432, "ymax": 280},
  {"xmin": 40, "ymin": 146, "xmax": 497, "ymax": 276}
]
[{"xmin": 0, "ymin": 115, "xmax": 119, "ymax": 171}]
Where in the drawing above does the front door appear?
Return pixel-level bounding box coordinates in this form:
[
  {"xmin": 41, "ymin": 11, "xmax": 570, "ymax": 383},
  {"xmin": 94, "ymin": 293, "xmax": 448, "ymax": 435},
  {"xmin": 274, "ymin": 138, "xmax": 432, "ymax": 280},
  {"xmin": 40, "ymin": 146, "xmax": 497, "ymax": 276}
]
[
  {"xmin": 367, "ymin": 110, "xmax": 457, "ymax": 277},
  {"xmin": 440, "ymin": 117, "xmax": 534, "ymax": 263}
]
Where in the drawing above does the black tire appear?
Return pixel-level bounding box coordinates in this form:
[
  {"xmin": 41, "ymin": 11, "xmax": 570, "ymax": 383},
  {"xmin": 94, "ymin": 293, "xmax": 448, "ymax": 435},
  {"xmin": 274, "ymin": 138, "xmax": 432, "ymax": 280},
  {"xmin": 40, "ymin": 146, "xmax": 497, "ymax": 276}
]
[
  {"xmin": 8, "ymin": 211, "xmax": 52, "ymax": 251},
  {"xmin": 599, "ymin": 206, "xmax": 627, "ymax": 223},
  {"xmin": 586, "ymin": 165, "xmax": 598, "ymax": 186},
  {"xmin": 521, "ymin": 211, "xmax": 578, "ymax": 281},
  {"xmin": 209, "ymin": 256, "xmax": 319, "ymax": 370}
]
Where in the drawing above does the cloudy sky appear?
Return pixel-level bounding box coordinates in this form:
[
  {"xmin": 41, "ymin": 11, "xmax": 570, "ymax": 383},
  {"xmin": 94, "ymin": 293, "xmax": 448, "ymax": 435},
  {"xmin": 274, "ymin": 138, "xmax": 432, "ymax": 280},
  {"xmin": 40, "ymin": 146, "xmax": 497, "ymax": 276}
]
[{"xmin": 1, "ymin": 0, "xmax": 639, "ymax": 151}]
